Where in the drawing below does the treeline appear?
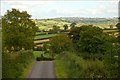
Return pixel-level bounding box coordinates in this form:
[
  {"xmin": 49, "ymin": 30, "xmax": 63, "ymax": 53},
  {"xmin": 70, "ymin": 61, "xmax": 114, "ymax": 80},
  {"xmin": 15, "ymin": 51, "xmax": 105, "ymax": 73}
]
[{"xmin": 53, "ymin": 17, "xmax": 118, "ymax": 24}]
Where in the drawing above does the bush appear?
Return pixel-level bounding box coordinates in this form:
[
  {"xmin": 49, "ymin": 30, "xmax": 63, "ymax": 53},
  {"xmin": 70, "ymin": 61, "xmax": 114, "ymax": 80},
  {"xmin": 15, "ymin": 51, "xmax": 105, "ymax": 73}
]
[
  {"xmin": 2, "ymin": 50, "xmax": 35, "ymax": 78},
  {"xmin": 103, "ymin": 44, "xmax": 119, "ymax": 78},
  {"xmin": 55, "ymin": 51, "xmax": 108, "ymax": 78},
  {"xmin": 49, "ymin": 34, "xmax": 73, "ymax": 55}
]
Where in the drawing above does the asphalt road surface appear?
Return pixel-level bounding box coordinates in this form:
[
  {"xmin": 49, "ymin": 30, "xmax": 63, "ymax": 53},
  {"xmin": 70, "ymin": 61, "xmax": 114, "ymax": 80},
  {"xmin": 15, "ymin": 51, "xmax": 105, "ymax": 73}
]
[{"xmin": 28, "ymin": 61, "xmax": 56, "ymax": 78}]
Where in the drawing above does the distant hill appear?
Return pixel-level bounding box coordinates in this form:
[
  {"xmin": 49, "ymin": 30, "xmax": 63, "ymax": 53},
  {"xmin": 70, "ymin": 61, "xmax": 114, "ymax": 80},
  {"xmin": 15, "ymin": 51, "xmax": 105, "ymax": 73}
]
[
  {"xmin": 34, "ymin": 17, "xmax": 118, "ymax": 30},
  {"xmin": 53, "ymin": 17, "xmax": 118, "ymax": 24}
]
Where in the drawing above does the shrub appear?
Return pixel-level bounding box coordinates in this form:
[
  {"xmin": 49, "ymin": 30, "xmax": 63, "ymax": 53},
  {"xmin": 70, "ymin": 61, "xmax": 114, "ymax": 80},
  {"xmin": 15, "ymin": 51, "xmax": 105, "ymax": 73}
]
[
  {"xmin": 55, "ymin": 51, "xmax": 109, "ymax": 78},
  {"xmin": 2, "ymin": 50, "xmax": 35, "ymax": 78},
  {"xmin": 49, "ymin": 34, "xmax": 73, "ymax": 55}
]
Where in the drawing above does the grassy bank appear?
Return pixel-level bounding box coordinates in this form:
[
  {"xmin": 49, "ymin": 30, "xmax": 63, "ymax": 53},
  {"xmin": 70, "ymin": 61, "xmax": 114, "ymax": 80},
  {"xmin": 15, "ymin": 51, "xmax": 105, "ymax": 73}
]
[
  {"xmin": 54, "ymin": 52, "xmax": 109, "ymax": 78},
  {"xmin": 2, "ymin": 50, "xmax": 35, "ymax": 78},
  {"xmin": 20, "ymin": 60, "xmax": 35, "ymax": 78}
]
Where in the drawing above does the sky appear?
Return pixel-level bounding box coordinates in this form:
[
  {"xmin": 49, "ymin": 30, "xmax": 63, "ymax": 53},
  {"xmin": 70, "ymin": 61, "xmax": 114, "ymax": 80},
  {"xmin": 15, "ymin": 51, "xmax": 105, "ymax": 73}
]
[{"xmin": 1, "ymin": 0, "xmax": 119, "ymax": 19}]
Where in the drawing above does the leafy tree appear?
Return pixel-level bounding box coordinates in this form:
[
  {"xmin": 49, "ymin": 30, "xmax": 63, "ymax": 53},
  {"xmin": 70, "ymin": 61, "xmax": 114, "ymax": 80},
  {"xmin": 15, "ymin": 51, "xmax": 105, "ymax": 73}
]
[
  {"xmin": 63, "ymin": 24, "xmax": 68, "ymax": 30},
  {"xmin": 70, "ymin": 22, "xmax": 76, "ymax": 29},
  {"xmin": 2, "ymin": 8, "xmax": 38, "ymax": 51},
  {"xmin": 49, "ymin": 25, "xmax": 60, "ymax": 34},
  {"xmin": 49, "ymin": 34, "xmax": 72, "ymax": 55},
  {"xmin": 77, "ymin": 25, "xmax": 116, "ymax": 54},
  {"xmin": 109, "ymin": 25, "xmax": 113, "ymax": 29},
  {"xmin": 116, "ymin": 23, "xmax": 120, "ymax": 29},
  {"xmin": 68, "ymin": 27, "xmax": 81, "ymax": 43},
  {"xmin": 68, "ymin": 27, "xmax": 81, "ymax": 50}
]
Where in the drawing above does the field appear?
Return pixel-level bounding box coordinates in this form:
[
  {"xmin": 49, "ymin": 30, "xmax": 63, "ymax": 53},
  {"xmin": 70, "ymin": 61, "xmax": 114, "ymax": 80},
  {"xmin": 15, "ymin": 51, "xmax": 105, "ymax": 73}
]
[
  {"xmin": 34, "ymin": 34, "xmax": 57, "ymax": 40},
  {"xmin": 34, "ymin": 39, "xmax": 49, "ymax": 44},
  {"xmin": 34, "ymin": 19, "xmax": 71, "ymax": 30},
  {"xmin": 34, "ymin": 18, "xmax": 118, "ymax": 31},
  {"xmin": 103, "ymin": 29, "xmax": 118, "ymax": 33}
]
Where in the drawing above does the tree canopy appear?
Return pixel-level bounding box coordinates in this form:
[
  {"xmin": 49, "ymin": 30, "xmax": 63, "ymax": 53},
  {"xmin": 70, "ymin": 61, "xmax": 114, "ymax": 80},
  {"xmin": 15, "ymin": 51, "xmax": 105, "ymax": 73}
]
[
  {"xmin": 2, "ymin": 8, "xmax": 38, "ymax": 51},
  {"xmin": 77, "ymin": 25, "xmax": 116, "ymax": 54},
  {"xmin": 116, "ymin": 22, "xmax": 120, "ymax": 29},
  {"xmin": 63, "ymin": 24, "xmax": 68, "ymax": 30},
  {"xmin": 70, "ymin": 22, "xmax": 76, "ymax": 29},
  {"xmin": 49, "ymin": 34, "xmax": 72, "ymax": 55}
]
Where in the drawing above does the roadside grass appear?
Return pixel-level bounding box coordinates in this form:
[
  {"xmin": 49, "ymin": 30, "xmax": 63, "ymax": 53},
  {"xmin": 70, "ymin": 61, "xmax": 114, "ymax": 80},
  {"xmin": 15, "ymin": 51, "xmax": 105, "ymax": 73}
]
[
  {"xmin": 54, "ymin": 60, "xmax": 69, "ymax": 78},
  {"xmin": 20, "ymin": 60, "xmax": 35, "ymax": 78},
  {"xmin": 54, "ymin": 52, "xmax": 108, "ymax": 78}
]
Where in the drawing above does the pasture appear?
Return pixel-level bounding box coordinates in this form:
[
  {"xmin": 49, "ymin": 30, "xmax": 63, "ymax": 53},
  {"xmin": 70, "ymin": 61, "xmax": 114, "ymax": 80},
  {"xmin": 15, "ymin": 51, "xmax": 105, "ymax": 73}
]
[{"xmin": 34, "ymin": 33, "xmax": 57, "ymax": 40}]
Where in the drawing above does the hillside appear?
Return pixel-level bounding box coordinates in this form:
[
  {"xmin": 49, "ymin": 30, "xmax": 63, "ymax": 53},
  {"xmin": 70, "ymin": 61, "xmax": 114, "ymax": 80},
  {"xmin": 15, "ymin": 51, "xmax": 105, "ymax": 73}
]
[
  {"xmin": 34, "ymin": 19, "xmax": 71, "ymax": 31},
  {"xmin": 34, "ymin": 17, "xmax": 118, "ymax": 30}
]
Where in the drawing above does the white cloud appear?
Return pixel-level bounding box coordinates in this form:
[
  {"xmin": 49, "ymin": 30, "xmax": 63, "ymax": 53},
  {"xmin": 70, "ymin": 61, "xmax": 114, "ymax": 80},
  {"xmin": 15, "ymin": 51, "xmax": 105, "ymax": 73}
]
[
  {"xmin": 2, "ymin": 0, "xmax": 55, "ymax": 6},
  {"xmin": 1, "ymin": 0, "xmax": 118, "ymax": 18}
]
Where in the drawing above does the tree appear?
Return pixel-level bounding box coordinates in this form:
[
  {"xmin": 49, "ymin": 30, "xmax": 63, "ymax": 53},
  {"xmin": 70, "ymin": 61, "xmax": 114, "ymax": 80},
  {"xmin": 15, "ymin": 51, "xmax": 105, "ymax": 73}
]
[
  {"xmin": 109, "ymin": 25, "xmax": 113, "ymax": 29},
  {"xmin": 2, "ymin": 8, "xmax": 38, "ymax": 51},
  {"xmin": 68, "ymin": 27, "xmax": 81, "ymax": 50},
  {"xmin": 116, "ymin": 23, "xmax": 120, "ymax": 29},
  {"xmin": 49, "ymin": 34, "xmax": 72, "ymax": 55},
  {"xmin": 63, "ymin": 24, "xmax": 68, "ymax": 30},
  {"xmin": 77, "ymin": 25, "xmax": 116, "ymax": 54},
  {"xmin": 70, "ymin": 22, "xmax": 76, "ymax": 29},
  {"xmin": 49, "ymin": 25, "xmax": 60, "ymax": 34}
]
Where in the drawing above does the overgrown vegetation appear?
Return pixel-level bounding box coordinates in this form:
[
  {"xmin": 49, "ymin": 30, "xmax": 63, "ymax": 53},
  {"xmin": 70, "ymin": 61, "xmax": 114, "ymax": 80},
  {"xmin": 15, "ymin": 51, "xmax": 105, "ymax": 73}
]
[
  {"xmin": 2, "ymin": 8, "xmax": 119, "ymax": 78},
  {"xmin": 2, "ymin": 8, "xmax": 38, "ymax": 51},
  {"xmin": 52, "ymin": 25, "xmax": 119, "ymax": 78},
  {"xmin": 2, "ymin": 8, "xmax": 37, "ymax": 78},
  {"xmin": 2, "ymin": 50, "xmax": 35, "ymax": 78}
]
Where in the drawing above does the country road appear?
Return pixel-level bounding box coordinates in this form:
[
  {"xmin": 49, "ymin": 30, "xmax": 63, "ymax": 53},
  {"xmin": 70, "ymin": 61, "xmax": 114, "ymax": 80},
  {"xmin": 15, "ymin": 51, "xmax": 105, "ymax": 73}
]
[{"xmin": 27, "ymin": 61, "xmax": 56, "ymax": 78}]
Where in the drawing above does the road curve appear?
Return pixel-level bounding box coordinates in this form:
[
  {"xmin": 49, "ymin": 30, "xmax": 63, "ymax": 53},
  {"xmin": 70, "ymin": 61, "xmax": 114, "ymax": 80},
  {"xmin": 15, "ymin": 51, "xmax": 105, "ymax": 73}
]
[{"xmin": 27, "ymin": 61, "xmax": 56, "ymax": 78}]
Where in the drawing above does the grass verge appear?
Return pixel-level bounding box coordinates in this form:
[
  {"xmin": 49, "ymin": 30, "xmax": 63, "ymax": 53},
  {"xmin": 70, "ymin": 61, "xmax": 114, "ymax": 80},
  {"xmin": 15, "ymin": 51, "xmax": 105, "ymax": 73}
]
[
  {"xmin": 20, "ymin": 60, "xmax": 35, "ymax": 78},
  {"xmin": 54, "ymin": 59, "xmax": 69, "ymax": 78}
]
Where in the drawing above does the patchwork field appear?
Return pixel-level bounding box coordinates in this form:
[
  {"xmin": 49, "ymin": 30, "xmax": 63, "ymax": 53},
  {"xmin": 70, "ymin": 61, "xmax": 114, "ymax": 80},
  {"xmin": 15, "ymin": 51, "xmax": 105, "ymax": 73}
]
[{"xmin": 34, "ymin": 18, "xmax": 118, "ymax": 31}]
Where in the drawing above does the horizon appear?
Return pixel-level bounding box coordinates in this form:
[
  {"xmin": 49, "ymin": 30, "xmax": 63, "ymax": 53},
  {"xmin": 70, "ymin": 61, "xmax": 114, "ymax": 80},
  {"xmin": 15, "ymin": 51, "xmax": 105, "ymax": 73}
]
[{"xmin": 1, "ymin": 0, "xmax": 119, "ymax": 19}]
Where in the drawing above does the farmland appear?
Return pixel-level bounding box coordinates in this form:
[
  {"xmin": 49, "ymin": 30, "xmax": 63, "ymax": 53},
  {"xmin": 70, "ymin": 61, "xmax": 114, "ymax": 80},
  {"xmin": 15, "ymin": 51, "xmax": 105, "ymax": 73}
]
[
  {"xmin": 2, "ymin": 12, "xmax": 119, "ymax": 78},
  {"xmin": 34, "ymin": 34, "xmax": 57, "ymax": 40},
  {"xmin": 30, "ymin": 18, "xmax": 120, "ymax": 78},
  {"xmin": 2, "ymin": 3, "xmax": 119, "ymax": 79},
  {"xmin": 34, "ymin": 17, "xmax": 118, "ymax": 31},
  {"xmin": 34, "ymin": 19, "xmax": 71, "ymax": 30}
]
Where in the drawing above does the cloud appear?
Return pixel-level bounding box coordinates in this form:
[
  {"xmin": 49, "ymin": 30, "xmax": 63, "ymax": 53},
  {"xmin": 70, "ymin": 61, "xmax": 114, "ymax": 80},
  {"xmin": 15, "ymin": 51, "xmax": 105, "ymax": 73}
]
[
  {"xmin": 1, "ymin": 0, "xmax": 118, "ymax": 18},
  {"xmin": 2, "ymin": 0, "xmax": 55, "ymax": 6}
]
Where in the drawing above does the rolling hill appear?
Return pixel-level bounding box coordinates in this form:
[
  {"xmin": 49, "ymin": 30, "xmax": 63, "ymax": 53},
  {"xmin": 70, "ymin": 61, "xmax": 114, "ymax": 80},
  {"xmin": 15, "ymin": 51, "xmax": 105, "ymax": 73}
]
[{"xmin": 34, "ymin": 17, "xmax": 118, "ymax": 30}]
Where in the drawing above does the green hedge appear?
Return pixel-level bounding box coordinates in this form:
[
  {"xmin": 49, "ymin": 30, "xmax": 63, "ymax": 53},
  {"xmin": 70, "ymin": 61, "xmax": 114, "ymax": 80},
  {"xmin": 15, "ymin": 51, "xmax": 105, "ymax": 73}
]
[
  {"xmin": 2, "ymin": 50, "xmax": 35, "ymax": 78},
  {"xmin": 55, "ymin": 51, "xmax": 111, "ymax": 78}
]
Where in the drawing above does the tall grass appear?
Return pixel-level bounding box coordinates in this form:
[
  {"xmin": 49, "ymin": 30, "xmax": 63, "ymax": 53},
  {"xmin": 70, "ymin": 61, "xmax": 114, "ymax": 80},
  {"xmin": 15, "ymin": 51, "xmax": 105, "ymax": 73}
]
[
  {"xmin": 2, "ymin": 50, "xmax": 35, "ymax": 78},
  {"xmin": 55, "ymin": 51, "xmax": 108, "ymax": 78}
]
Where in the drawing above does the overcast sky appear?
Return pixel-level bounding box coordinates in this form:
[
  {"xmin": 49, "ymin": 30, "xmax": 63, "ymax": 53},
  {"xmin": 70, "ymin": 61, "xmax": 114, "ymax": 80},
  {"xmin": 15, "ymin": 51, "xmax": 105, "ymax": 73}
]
[{"xmin": 1, "ymin": 0, "xmax": 119, "ymax": 19}]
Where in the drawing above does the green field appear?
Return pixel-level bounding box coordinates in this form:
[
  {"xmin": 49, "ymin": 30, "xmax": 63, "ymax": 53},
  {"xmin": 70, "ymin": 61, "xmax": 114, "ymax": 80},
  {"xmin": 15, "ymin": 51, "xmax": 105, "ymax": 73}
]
[
  {"xmin": 36, "ymin": 32, "xmax": 48, "ymax": 35},
  {"xmin": 35, "ymin": 19, "xmax": 71, "ymax": 30},
  {"xmin": 103, "ymin": 29, "xmax": 118, "ymax": 33},
  {"xmin": 34, "ymin": 34, "xmax": 57, "ymax": 40},
  {"xmin": 34, "ymin": 19, "xmax": 117, "ymax": 31}
]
